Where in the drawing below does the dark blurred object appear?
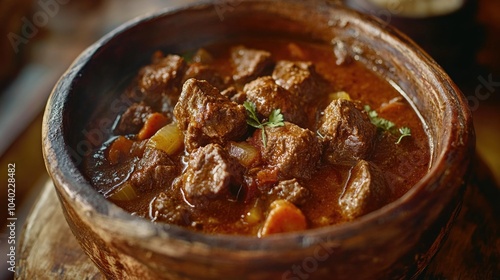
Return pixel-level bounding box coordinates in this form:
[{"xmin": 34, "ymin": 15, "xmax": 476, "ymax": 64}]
[
  {"xmin": 477, "ymin": 0, "xmax": 500, "ymax": 78},
  {"xmin": 344, "ymin": 0, "xmax": 484, "ymax": 80},
  {"xmin": 0, "ymin": 0, "xmax": 35, "ymax": 90},
  {"xmin": 71, "ymin": 0, "xmax": 104, "ymax": 10},
  {"xmin": 0, "ymin": 0, "xmax": 105, "ymax": 91}
]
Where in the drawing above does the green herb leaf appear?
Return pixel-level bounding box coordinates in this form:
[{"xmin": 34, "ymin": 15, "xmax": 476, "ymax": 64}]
[
  {"xmin": 261, "ymin": 129, "xmax": 267, "ymax": 148},
  {"xmin": 364, "ymin": 105, "xmax": 411, "ymax": 144},
  {"xmin": 374, "ymin": 118, "xmax": 396, "ymax": 132},
  {"xmin": 244, "ymin": 101, "xmax": 261, "ymax": 129},
  {"xmin": 246, "ymin": 118, "xmax": 261, "ymax": 129},
  {"xmin": 181, "ymin": 50, "xmax": 196, "ymax": 62},
  {"xmin": 396, "ymin": 127, "xmax": 412, "ymax": 144},
  {"xmin": 244, "ymin": 101, "xmax": 285, "ymax": 147},
  {"xmin": 266, "ymin": 109, "xmax": 285, "ymax": 127}
]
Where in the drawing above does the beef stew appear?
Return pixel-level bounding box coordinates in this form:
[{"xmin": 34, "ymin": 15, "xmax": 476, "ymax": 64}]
[{"xmin": 82, "ymin": 38, "xmax": 430, "ymax": 236}]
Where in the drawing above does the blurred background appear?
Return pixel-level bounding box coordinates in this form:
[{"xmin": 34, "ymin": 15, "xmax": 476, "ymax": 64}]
[{"xmin": 0, "ymin": 0, "xmax": 498, "ymax": 279}]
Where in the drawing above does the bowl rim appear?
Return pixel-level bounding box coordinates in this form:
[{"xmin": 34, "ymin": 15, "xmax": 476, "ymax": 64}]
[{"xmin": 42, "ymin": 0, "xmax": 474, "ymax": 251}]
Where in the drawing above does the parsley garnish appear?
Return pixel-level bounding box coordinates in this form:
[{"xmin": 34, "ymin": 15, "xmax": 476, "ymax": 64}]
[
  {"xmin": 364, "ymin": 105, "xmax": 411, "ymax": 144},
  {"xmin": 396, "ymin": 127, "xmax": 412, "ymax": 144},
  {"xmin": 243, "ymin": 101, "xmax": 285, "ymax": 147}
]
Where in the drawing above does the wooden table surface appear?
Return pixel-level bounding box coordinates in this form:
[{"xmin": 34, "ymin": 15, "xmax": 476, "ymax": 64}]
[{"xmin": 15, "ymin": 156, "xmax": 500, "ymax": 279}]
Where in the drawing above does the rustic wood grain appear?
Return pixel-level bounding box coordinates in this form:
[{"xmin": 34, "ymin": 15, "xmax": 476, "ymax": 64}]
[
  {"xmin": 16, "ymin": 181, "xmax": 101, "ymax": 280},
  {"xmin": 422, "ymin": 157, "xmax": 500, "ymax": 279}
]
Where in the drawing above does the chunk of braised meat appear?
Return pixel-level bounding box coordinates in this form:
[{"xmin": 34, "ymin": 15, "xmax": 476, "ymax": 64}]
[
  {"xmin": 159, "ymin": 95, "xmax": 177, "ymax": 118},
  {"xmin": 318, "ymin": 99, "xmax": 377, "ymax": 164},
  {"xmin": 181, "ymin": 144, "xmax": 245, "ymax": 204},
  {"xmin": 339, "ymin": 160, "xmax": 391, "ymax": 220},
  {"xmin": 220, "ymin": 86, "xmax": 238, "ymax": 99},
  {"xmin": 244, "ymin": 76, "xmax": 307, "ymax": 127},
  {"xmin": 183, "ymin": 63, "xmax": 229, "ymax": 91},
  {"xmin": 129, "ymin": 147, "xmax": 178, "ymax": 192},
  {"xmin": 257, "ymin": 122, "xmax": 321, "ymax": 180},
  {"xmin": 272, "ymin": 60, "xmax": 323, "ymax": 104},
  {"xmin": 137, "ymin": 53, "xmax": 187, "ymax": 103},
  {"xmin": 268, "ymin": 179, "xmax": 309, "ymax": 206},
  {"xmin": 221, "ymin": 86, "xmax": 246, "ymax": 104},
  {"xmin": 150, "ymin": 191, "xmax": 190, "ymax": 225},
  {"xmin": 115, "ymin": 102, "xmax": 154, "ymax": 135},
  {"xmin": 173, "ymin": 78, "xmax": 247, "ymax": 152},
  {"xmin": 231, "ymin": 45, "xmax": 272, "ymax": 84},
  {"xmin": 227, "ymin": 88, "xmax": 248, "ymax": 104}
]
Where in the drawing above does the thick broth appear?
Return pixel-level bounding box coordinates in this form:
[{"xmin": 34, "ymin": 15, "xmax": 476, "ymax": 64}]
[{"xmin": 83, "ymin": 38, "xmax": 430, "ymax": 236}]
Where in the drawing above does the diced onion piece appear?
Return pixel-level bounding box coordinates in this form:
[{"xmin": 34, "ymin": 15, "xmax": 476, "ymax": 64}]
[
  {"xmin": 245, "ymin": 206, "xmax": 263, "ymax": 225},
  {"xmin": 108, "ymin": 136, "xmax": 134, "ymax": 165},
  {"xmin": 328, "ymin": 91, "xmax": 351, "ymax": 102},
  {"xmin": 108, "ymin": 182, "xmax": 138, "ymax": 202},
  {"xmin": 138, "ymin": 113, "xmax": 169, "ymax": 140},
  {"xmin": 146, "ymin": 123, "xmax": 184, "ymax": 155},
  {"xmin": 227, "ymin": 141, "xmax": 260, "ymax": 168},
  {"xmin": 260, "ymin": 200, "xmax": 307, "ymax": 236}
]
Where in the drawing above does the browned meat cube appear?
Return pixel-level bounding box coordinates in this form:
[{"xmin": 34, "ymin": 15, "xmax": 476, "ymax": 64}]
[
  {"xmin": 258, "ymin": 122, "xmax": 321, "ymax": 180},
  {"xmin": 150, "ymin": 192, "xmax": 190, "ymax": 225},
  {"xmin": 115, "ymin": 102, "xmax": 154, "ymax": 135},
  {"xmin": 231, "ymin": 45, "xmax": 272, "ymax": 84},
  {"xmin": 130, "ymin": 147, "xmax": 178, "ymax": 192},
  {"xmin": 183, "ymin": 62, "xmax": 229, "ymax": 91},
  {"xmin": 268, "ymin": 179, "xmax": 310, "ymax": 206},
  {"xmin": 181, "ymin": 144, "xmax": 245, "ymax": 203},
  {"xmin": 244, "ymin": 76, "xmax": 307, "ymax": 127},
  {"xmin": 221, "ymin": 86, "xmax": 246, "ymax": 104},
  {"xmin": 220, "ymin": 86, "xmax": 247, "ymax": 104},
  {"xmin": 173, "ymin": 78, "xmax": 248, "ymax": 152},
  {"xmin": 272, "ymin": 60, "xmax": 322, "ymax": 104},
  {"xmin": 138, "ymin": 53, "xmax": 187, "ymax": 103},
  {"xmin": 318, "ymin": 99, "xmax": 377, "ymax": 164},
  {"xmin": 339, "ymin": 160, "xmax": 391, "ymax": 220}
]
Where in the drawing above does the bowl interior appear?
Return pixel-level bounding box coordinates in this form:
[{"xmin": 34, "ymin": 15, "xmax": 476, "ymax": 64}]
[{"xmin": 44, "ymin": 0, "xmax": 473, "ymax": 250}]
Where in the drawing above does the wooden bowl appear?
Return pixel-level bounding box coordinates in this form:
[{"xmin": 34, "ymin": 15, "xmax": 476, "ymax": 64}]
[{"xmin": 42, "ymin": 1, "xmax": 475, "ymax": 279}]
